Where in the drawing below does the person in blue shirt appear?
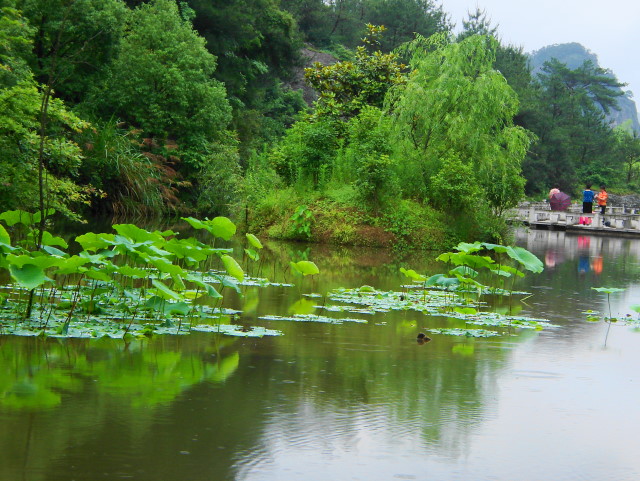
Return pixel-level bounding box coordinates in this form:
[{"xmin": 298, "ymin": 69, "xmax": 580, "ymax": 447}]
[{"xmin": 582, "ymin": 184, "xmax": 595, "ymax": 213}]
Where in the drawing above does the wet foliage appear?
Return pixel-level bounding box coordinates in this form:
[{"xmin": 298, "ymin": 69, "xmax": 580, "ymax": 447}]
[
  {"xmin": 584, "ymin": 287, "xmax": 640, "ymax": 345},
  {"xmin": 321, "ymin": 286, "xmax": 556, "ymax": 337},
  {"xmin": 0, "ymin": 216, "xmax": 555, "ymax": 340},
  {"xmin": 0, "ymin": 210, "xmax": 290, "ymax": 339}
]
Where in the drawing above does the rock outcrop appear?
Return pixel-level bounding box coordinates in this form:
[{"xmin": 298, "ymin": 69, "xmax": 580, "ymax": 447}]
[{"xmin": 286, "ymin": 46, "xmax": 339, "ymax": 106}]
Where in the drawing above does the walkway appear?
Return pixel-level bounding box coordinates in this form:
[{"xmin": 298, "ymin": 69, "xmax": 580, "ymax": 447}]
[{"xmin": 513, "ymin": 202, "xmax": 640, "ymax": 236}]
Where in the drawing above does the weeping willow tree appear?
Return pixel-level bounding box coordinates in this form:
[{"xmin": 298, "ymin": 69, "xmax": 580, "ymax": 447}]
[{"xmin": 385, "ymin": 33, "xmax": 533, "ymax": 219}]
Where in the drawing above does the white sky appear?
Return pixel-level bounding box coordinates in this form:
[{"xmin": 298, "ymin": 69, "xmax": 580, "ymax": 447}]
[{"xmin": 440, "ymin": 0, "xmax": 640, "ymax": 113}]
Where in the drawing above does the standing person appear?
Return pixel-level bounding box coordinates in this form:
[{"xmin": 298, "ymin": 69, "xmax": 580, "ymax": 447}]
[
  {"xmin": 582, "ymin": 184, "xmax": 595, "ymax": 213},
  {"xmin": 596, "ymin": 185, "xmax": 608, "ymax": 215}
]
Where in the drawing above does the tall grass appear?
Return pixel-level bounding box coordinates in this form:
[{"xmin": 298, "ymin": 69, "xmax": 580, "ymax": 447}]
[{"xmin": 80, "ymin": 119, "xmax": 169, "ymax": 216}]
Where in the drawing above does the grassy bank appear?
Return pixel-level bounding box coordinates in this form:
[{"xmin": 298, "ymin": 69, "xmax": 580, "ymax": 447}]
[{"xmin": 241, "ymin": 186, "xmax": 509, "ymax": 251}]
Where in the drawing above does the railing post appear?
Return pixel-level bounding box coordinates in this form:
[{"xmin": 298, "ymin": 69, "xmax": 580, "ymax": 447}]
[{"xmin": 528, "ymin": 205, "xmax": 534, "ymax": 224}]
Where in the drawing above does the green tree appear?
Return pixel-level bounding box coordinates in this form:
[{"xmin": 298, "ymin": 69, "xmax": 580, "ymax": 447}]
[
  {"xmin": 279, "ymin": 0, "xmax": 333, "ymax": 46},
  {"xmin": 612, "ymin": 125, "xmax": 640, "ymax": 185},
  {"xmin": 305, "ymin": 24, "xmax": 406, "ymax": 120},
  {"xmin": 360, "ymin": 0, "xmax": 450, "ymax": 51},
  {"xmin": 274, "ymin": 26, "xmax": 403, "ymax": 192},
  {"xmin": 269, "ymin": 117, "xmax": 339, "ymax": 187},
  {"xmin": 286, "ymin": 0, "xmax": 450, "ymax": 50},
  {"xmin": 339, "ymin": 106, "xmax": 396, "ymax": 207},
  {"xmin": 521, "ymin": 59, "xmax": 623, "ymax": 193},
  {"xmin": 456, "ymin": 8, "xmax": 534, "ymax": 116},
  {"xmin": 455, "ymin": 7, "xmax": 497, "ymax": 41},
  {"xmin": 188, "ymin": 0, "xmax": 301, "ymax": 100},
  {"xmin": 91, "ymin": 0, "xmax": 231, "ymax": 145},
  {"xmin": 185, "ymin": 0, "xmax": 303, "ymax": 152},
  {"xmin": 428, "ymin": 154, "xmax": 481, "ymax": 213},
  {"xmin": 85, "ymin": 0, "xmax": 242, "ymax": 213},
  {"xmin": 386, "ymin": 34, "xmax": 532, "ymax": 217},
  {"xmin": 13, "ymin": 0, "xmax": 139, "ymax": 233},
  {"xmin": 17, "ymin": 0, "xmax": 127, "ymax": 103},
  {"xmin": 0, "ymin": 79, "xmax": 89, "ymax": 217},
  {"xmin": 0, "ymin": 3, "xmax": 34, "ymax": 87},
  {"xmin": 0, "ymin": 3, "xmax": 93, "ymax": 218}
]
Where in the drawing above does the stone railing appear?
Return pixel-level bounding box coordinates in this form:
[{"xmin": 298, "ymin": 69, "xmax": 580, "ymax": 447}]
[{"xmin": 512, "ymin": 202, "xmax": 640, "ymax": 233}]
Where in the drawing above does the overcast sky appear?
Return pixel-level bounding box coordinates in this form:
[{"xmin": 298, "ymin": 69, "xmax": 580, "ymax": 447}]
[{"xmin": 440, "ymin": 0, "xmax": 640, "ymax": 113}]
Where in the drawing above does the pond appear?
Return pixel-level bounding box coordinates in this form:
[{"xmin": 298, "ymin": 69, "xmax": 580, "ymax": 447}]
[{"xmin": 1, "ymin": 228, "xmax": 640, "ymax": 481}]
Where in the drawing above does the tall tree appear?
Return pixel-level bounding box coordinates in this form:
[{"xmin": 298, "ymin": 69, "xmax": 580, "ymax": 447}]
[
  {"xmin": 365, "ymin": 0, "xmax": 450, "ymax": 51},
  {"xmin": 455, "ymin": 7, "xmax": 497, "ymax": 41},
  {"xmin": 85, "ymin": 0, "xmax": 237, "ymax": 212},
  {"xmin": 0, "ymin": 77, "xmax": 89, "ymax": 217},
  {"xmin": 521, "ymin": 59, "xmax": 623, "ymax": 193},
  {"xmin": 188, "ymin": 0, "xmax": 301, "ymax": 100},
  {"xmin": 282, "ymin": 0, "xmax": 450, "ymax": 50},
  {"xmin": 612, "ymin": 124, "xmax": 640, "ymax": 185},
  {"xmin": 17, "ymin": 0, "xmax": 127, "ymax": 103},
  {"xmin": 174, "ymin": 0, "xmax": 305, "ymax": 154},
  {"xmin": 456, "ymin": 8, "xmax": 534, "ymax": 116},
  {"xmin": 0, "ymin": 2, "xmax": 34, "ymax": 87},
  {"xmin": 6, "ymin": 0, "xmax": 125, "ymax": 233},
  {"xmin": 278, "ymin": 0, "xmax": 333, "ymax": 46},
  {"xmin": 304, "ymin": 24, "xmax": 406, "ymax": 120},
  {"xmin": 385, "ymin": 34, "xmax": 531, "ymax": 217},
  {"xmin": 91, "ymin": 0, "xmax": 231, "ymax": 144}
]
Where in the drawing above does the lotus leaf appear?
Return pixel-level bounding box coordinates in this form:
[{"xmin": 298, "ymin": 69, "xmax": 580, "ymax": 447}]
[
  {"xmin": 400, "ymin": 267, "xmax": 427, "ymax": 281},
  {"xmin": 151, "ymin": 279, "xmax": 182, "ymax": 301},
  {"xmin": 505, "ymin": 246, "xmax": 544, "ymax": 273},
  {"xmin": 113, "ymin": 224, "xmax": 165, "ymax": 244},
  {"xmin": 246, "ymin": 233, "xmax": 263, "ymax": 249},
  {"xmin": 9, "ymin": 263, "xmax": 52, "ymax": 290},
  {"xmin": 0, "ymin": 224, "xmax": 9, "ymax": 245},
  {"xmin": 245, "ymin": 248, "xmax": 259, "ymax": 261},
  {"xmin": 221, "ymin": 255, "xmax": 244, "ymax": 282},
  {"xmin": 75, "ymin": 233, "xmax": 116, "ymax": 252},
  {"xmin": 290, "ymin": 260, "xmax": 320, "ymax": 276},
  {"xmin": 592, "ymin": 287, "xmax": 625, "ymax": 294},
  {"xmin": 206, "ymin": 217, "xmax": 236, "ymax": 240}
]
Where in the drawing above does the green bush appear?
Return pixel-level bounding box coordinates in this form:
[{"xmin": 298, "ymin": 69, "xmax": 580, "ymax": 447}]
[
  {"xmin": 77, "ymin": 118, "xmax": 167, "ymax": 215},
  {"xmin": 270, "ymin": 117, "xmax": 340, "ymax": 187},
  {"xmin": 290, "ymin": 205, "xmax": 314, "ymax": 239},
  {"xmin": 195, "ymin": 140, "xmax": 243, "ymax": 216},
  {"xmin": 340, "ymin": 107, "xmax": 399, "ymax": 208},
  {"xmin": 382, "ymin": 199, "xmax": 446, "ymax": 250},
  {"xmin": 428, "ymin": 154, "xmax": 481, "ymax": 214}
]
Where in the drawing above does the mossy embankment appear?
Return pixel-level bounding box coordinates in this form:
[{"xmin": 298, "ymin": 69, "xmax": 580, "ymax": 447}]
[{"xmin": 241, "ymin": 187, "xmax": 506, "ymax": 250}]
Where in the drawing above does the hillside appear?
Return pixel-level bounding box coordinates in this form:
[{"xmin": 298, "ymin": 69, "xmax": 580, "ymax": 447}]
[{"xmin": 529, "ymin": 43, "xmax": 640, "ymax": 132}]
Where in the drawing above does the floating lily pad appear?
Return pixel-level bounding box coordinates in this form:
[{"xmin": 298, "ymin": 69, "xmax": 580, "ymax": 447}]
[
  {"xmin": 328, "ymin": 287, "xmax": 473, "ymax": 314},
  {"xmin": 315, "ymin": 305, "xmax": 380, "ymax": 315},
  {"xmin": 191, "ymin": 324, "xmax": 282, "ymax": 337},
  {"xmin": 203, "ymin": 271, "xmax": 292, "ymax": 288},
  {"xmin": 427, "ymin": 328, "xmax": 500, "ymax": 337},
  {"xmin": 259, "ymin": 314, "xmax": 368, "ymax": 324}
]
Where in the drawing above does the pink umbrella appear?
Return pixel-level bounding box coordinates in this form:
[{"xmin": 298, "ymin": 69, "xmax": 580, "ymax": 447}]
[{"xmin": 550, "ymin": 192, "xmax": 571, "ymax": 211}]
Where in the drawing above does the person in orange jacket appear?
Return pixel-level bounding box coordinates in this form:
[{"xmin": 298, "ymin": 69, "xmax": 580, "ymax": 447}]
[{"xmin": 596, "ymin": 185, "xmax": 608, "ymax": 215}]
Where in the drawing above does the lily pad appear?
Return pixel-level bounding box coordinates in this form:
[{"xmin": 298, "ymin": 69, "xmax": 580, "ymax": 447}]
[
  {"xmin": 259, "ymin": 314, "xmax": 368, "ymax": 324},
  {"xmin": 427, "ymin": 328, "xmax": 500, "ymax": 338},
  {"xmin": 191, "ymin": 324, "xmax": 282, "ymax": 337}
]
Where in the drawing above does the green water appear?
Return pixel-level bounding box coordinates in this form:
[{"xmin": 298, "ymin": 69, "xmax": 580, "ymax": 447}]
[{"xmin": 1, "ymin": 229, "xmax": 640, "ymax": 481}]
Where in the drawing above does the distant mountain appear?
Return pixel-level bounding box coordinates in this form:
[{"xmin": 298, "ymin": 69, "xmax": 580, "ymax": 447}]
[{"xmin": 528, "ymin": 43, "xmax": 640, "ymax": 132}]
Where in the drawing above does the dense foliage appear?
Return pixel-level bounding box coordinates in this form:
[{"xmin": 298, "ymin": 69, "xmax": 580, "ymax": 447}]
[{"xmin": 0, "ymin": 1, "xmax": 637, "ymax": 247}]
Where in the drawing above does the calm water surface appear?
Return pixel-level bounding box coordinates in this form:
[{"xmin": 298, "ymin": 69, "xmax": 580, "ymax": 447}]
[{"xmin": 2, "ymin": 228, "xmax": 640, "ymax": 481}]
